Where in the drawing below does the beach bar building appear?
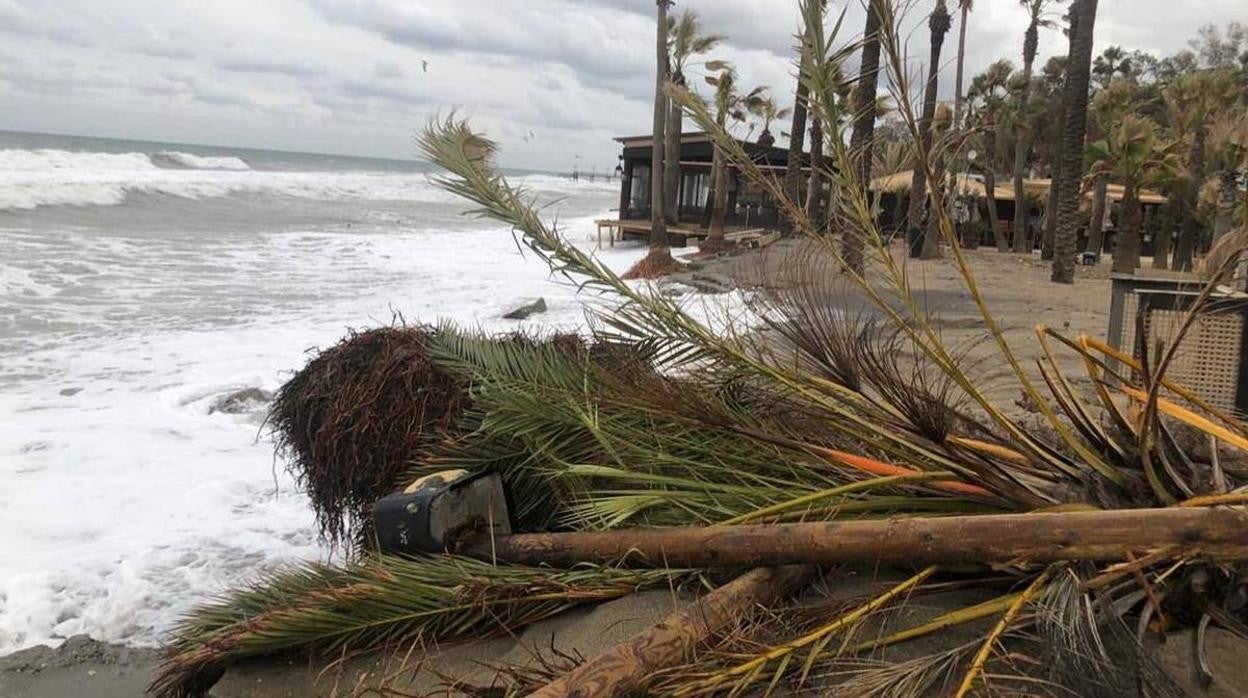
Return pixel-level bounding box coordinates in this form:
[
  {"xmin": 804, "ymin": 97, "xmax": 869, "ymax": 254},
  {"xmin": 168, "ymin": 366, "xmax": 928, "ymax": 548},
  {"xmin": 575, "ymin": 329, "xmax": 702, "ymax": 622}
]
[
  {"xmin": 601, "ymin": 131, "xmax": 795, "ymax": 246},
  {"xmin": 869, "ymin": 171, "xmax": 1169, "ymax": 253}
]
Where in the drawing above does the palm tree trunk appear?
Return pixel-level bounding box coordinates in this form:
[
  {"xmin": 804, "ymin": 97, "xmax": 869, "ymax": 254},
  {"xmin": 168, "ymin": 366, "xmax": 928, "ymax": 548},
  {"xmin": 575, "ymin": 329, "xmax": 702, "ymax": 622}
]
[
  {"xmin": 1041, "ymin": 171, "xmax": 1060, "ymax": 258},
  {"xmin": 908, "ymin": 1, "xmax": 951, "ymax": 259},
  {"xmin": 1111, "ymin": 179, "xmax": 1142, "ymax": 273},
  {"xmin": 1085, "ymin": 174, "xmax": 1108, "ymax": 254},
  {"xmin": 953, "ymin": 2, "xmax": 969, "ymax": 130},
  {"xmin": 846, "ymin": 0, "xmax": 882, "ymax": 271},
  {"xmin": 1152, "ymin": 199, "xmax": 1180, "ymax": 269},
  {"xmin": 784, "ymin": 82, "xmax": 810, "ymax": 233},
  {"xmin": 648, "ymin": 0, "xmax": 670, "ymax": 256},
  {"xmin": 1011, "ymin": 23, "xmax": 1039, "ymax": 253},
  {"xmin": 985, "ymin": 127, "xmax": 1008, "ymax": 251},
  {"xmin": 922, "ymin": 168, "xmax": 945, "ymax": 259},
  {"xmin": 1214, "ymin": 168, "xmax": 1237, "ymax": 240},
  {"xmin": 707, "ymin": 132, "xmax": 730, "ymax": 245},
  {"xmin": 1050, "ymin": 0, "xmax": 1098, "ymax": 284},
  {"xmin": 1173, "ymin": 127, "xmax": 1207, "ymax": 271},
  {"xmin": 806, "ymin": 115, "xmax": 825, "ymax": 232},
  {"xmin": 663, "ymin": 74, "xmax": 683, "ymax": 225}
]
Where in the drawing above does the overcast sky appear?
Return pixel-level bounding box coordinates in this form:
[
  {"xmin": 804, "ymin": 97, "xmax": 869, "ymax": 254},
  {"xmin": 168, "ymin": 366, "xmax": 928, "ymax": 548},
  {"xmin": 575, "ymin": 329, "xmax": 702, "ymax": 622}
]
[{"xmin": 0, "ymin": 1, "xmax": 1241, "ymax": 172}]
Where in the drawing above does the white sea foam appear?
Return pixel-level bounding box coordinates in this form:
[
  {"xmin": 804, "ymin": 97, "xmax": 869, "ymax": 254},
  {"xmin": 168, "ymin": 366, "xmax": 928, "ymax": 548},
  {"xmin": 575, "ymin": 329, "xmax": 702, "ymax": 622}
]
[
  {"xmin": 1, "ymin": 201, "xmax": 759, "ymax": 654},
  {"xmin": 151, "ymin": 151, "xmax": 251, "ymax": 170}
]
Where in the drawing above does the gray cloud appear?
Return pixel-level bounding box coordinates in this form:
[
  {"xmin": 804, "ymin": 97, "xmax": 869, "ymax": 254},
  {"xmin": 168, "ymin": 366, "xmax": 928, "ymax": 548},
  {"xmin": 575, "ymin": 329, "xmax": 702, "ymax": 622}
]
[
  {"xmin": 373, "ymin": 61, "xmax": 403, "ymax": 79},
  {"xmin": 0, "ymin": 0, "xmax": 1242, "ymax": 172},
  {"xmin": 215, "ymin": 55, "xmax": 328, "ymax": 77}
]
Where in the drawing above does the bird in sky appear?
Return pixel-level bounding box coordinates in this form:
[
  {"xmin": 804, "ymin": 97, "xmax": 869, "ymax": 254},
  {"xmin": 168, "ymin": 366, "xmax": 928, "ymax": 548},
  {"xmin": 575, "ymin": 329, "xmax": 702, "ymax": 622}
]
[{"xmin": 421, "ymin": 60, "xmax": 429, "ymax": 73}]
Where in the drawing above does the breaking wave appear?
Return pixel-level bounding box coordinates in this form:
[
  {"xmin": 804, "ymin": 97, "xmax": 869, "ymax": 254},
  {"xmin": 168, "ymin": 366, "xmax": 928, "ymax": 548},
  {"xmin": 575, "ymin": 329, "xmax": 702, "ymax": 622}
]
[
  {"xmin": 150, "ymin": 151, "xmax": 251, "ymax": 170},
  {"xmin": 0, "ymin": 148, "xmax": 610, "ymax": 211}
]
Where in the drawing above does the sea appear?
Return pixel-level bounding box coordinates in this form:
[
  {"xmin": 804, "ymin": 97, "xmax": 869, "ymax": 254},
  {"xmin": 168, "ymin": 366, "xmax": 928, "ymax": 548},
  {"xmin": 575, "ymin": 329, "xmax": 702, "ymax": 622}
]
[{"xmin": 0, "ymin": 129, "xmax": 650, "ymax": 654}]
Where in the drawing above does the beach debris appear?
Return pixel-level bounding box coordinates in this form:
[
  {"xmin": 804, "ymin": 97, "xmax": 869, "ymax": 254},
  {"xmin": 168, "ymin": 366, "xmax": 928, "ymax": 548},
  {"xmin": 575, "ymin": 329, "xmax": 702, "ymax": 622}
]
[
  {"xmin": 265, "ymin": 325, "xmax": 468, "ymax": 545},
  {"xmin": 684, "ymin": 272, "xmax": 734, "ymax": 294},
  {"xmin": 207, "ymin": 387, "xmax": 272, "ymax": 415},
  {"xmin": 529, "ymin": 566, "xmax": 814, "ymax": 698},
  {"xmin": 502, "ymin": 296, "xmax": 547, "ymax": 319},
  {"xmin": 377, "ymin": 474, "xmax": 1248, "ymax": 567}
]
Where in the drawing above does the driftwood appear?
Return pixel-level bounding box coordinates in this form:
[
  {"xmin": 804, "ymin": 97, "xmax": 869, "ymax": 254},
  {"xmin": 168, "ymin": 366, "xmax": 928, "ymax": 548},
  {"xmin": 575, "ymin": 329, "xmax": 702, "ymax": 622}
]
[
  {"xmin": 470, "ymin": 507, "xmax": 1248, "ymax": 569},
  {"xmin": 527, "ymin": 566, "xmax": 813, "ymax": 698}
]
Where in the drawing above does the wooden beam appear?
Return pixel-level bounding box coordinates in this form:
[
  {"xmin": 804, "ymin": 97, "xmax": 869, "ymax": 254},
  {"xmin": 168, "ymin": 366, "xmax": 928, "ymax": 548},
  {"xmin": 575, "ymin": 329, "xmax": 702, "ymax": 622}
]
[
  {"xmin": 467, "ymin": 507, "xmax": 1248, "ymax": 569},
  {"xmin": 527, "ymin": 566, "xmax": 813, "ymax": 698}
]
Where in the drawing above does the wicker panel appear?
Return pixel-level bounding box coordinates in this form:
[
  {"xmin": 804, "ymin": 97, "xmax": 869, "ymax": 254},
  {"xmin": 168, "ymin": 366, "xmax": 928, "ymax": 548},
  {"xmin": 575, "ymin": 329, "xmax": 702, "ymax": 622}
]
[
  {"xmin": 1117, "ymin": 290, "xmax": 1140, "ymax": 359},
  {"xmin": 1141, "ymin": 308, "xmax": 1245, "ymax": 412}
]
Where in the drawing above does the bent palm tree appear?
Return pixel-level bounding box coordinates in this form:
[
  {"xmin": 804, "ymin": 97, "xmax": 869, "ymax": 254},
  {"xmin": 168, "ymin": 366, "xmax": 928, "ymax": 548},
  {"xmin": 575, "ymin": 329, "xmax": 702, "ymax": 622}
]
[
  {"xmin": 1050, "ymin": 0, "xmax": 1098, "ymax": 284},
  {"xmin": 663, "ymin": 11, "xmax": 724, "ymax": 225}
]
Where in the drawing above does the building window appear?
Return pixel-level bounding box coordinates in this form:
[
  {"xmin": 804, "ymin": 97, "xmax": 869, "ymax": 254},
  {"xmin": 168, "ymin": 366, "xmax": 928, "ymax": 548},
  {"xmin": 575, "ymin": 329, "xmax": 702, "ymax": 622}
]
[
  {"xmin": 679, "ymin": 171, "xmax": 709, "ymax": 212},
  {"xmin": 629, "ymin": 164, "xmax": 651, "ymax": 214}
]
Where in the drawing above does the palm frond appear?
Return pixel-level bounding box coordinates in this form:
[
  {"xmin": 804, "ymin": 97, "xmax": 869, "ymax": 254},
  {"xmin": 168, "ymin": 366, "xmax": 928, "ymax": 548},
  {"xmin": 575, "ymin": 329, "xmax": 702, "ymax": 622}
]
[{"xmin": 151, "ymin": 555, "xmax": 680, "ymax": 698}]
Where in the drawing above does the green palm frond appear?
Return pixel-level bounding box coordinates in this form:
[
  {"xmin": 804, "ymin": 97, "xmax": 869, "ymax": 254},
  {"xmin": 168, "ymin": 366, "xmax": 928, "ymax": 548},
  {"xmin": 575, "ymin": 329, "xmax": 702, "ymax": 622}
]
[{"xmin": 152, "ymin": 555, "xmax": 681, "ymax": 698}]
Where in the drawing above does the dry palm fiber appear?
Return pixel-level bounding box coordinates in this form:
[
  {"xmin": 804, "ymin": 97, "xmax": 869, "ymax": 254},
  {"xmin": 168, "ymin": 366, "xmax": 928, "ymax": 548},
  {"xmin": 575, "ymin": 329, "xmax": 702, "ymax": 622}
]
[{"xmin": 267, "ymin": 325, "xmax": 469, "ymax": 547}]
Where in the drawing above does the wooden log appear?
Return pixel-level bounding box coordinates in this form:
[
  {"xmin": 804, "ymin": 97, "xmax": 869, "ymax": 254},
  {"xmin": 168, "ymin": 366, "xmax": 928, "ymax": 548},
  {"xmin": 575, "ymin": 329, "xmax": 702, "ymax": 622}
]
[
  {"xmin": 527, "ymin": 565, "xmax": 813, "ymax": 698},
  {"xmin": 468, "ymin": 507, "xmax": 1248, "ymax": 569}
]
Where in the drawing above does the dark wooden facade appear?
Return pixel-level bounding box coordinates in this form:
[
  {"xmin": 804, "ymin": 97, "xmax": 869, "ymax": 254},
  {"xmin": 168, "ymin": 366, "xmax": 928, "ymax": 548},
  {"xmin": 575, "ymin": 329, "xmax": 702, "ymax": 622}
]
[{"xmin": 615, "ymin": 132, "xmax": 793, "ymax": 230}]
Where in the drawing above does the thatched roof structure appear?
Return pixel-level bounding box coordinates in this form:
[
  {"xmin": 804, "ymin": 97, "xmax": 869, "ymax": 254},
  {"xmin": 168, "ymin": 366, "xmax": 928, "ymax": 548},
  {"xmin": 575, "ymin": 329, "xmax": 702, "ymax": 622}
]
[{"xmin": 870, "ymin": 170, "xmax": 1167, "ymax": 204}]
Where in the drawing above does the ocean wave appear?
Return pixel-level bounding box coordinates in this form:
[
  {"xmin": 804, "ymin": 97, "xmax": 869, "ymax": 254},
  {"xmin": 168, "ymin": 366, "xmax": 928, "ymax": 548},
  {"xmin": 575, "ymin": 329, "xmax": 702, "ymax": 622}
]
[
  {"xmin": 0, "ymin": 148, "xmax": 156, "ymax": 172},
  {"xmin": 0, "ymin": 148, "xmax": 612, "ymax": 211},
  {"xmin": 151, "ymin": 151, "xmax": 250, "ymax": 170}
]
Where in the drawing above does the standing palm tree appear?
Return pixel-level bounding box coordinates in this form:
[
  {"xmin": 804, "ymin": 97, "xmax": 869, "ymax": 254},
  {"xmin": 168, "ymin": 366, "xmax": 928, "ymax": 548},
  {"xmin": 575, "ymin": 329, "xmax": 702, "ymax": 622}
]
[
  {"xmin": 968, "ymin": 60, "xmax": 1015, "ymax": 252},
  {"xmin": 847, "ymin": 0, "xmax": 884, "ymax": 271},
  {"xmin": 1086, "ymin": 115, "xmax": 1181, "ymax": 272},
  {"xmin": 750, "ymin": 97, "xmax": 792, "ymax": 146},
  {"xmin": 704, "ymin": 69, "xmax": 765, "ymax": 250},
  {"xmin": 663, "ymin": 12, "xmax": 723, "ymax": 225},
  {"xmin": 783, "ymin": 1, "xmax": 831, "ymax": 230},
  {"xmin": 1050, "ymin": 0, "xmax": 1098, "ymax": 284},
  {"xmin": 908, "ymin": 0, "xmax": 953, "ymax": 260},
  {"xmin": 1010, "ymin": 0, "xmax": 1060, "ymax": 253},
  {"xmin": 624, "ymin": 0, "xmax": 674, "ymax": 279},
  {"xmin": 953, "ymin": 0, "xmax": 974, "ymax": 130},
  {"xmin": 1036, "ymin": 55, "xmax": 1068, "ymax": 259},
  {"xmin": 1208, "ymin": 110, "xmax": 1248, "ymax": 240},
  {"xmin": 1165, "ymin": 69, "xmax": 1239, "ymax": 270},
  {"xmin": 1084, "ymin": 79, "xmax": 1137, "ymax": 256}
]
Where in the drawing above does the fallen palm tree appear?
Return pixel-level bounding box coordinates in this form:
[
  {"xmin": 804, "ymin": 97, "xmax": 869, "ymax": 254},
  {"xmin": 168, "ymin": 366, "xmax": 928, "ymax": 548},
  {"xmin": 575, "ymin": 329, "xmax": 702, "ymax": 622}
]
[
  {"xmin": 267, "ymin": 325, "xmax": 469, "ymax": 547},
  {"xmin": 154, "ymin": 4, "xmax": 1248, "ymax": 695}
]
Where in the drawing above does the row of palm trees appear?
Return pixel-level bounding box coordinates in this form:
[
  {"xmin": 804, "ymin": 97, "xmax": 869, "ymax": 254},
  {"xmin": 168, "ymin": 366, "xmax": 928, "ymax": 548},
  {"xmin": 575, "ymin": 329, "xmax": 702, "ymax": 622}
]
[{"xmin": 639, "ymin": 1, "xmax": 1248, "ymax": 284}]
